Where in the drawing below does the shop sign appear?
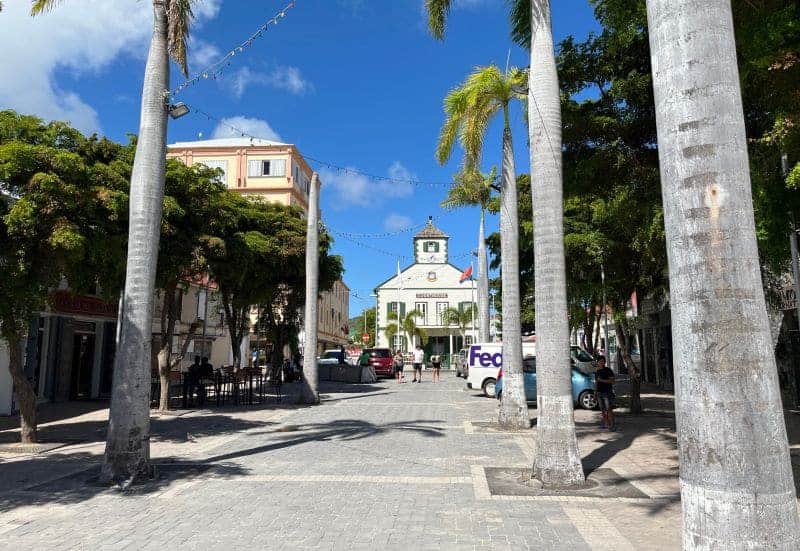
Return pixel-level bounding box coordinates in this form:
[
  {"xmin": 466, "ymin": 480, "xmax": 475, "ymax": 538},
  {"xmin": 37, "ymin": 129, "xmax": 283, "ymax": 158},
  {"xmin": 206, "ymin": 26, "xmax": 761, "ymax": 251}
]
[
  {"xmin": 51, "ymin": 291, "xmax": 118, "ymax": 319},
  {"xmin": 416, "ymin": 293, "xmax": 448, "ymax": 299}
]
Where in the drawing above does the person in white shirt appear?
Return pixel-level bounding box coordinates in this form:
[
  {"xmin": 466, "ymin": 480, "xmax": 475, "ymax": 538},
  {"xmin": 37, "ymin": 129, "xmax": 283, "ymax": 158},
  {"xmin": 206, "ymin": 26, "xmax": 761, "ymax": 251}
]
[{"xmin": 412, "ymin": 345, "xmax": 425, "ymax": 383}]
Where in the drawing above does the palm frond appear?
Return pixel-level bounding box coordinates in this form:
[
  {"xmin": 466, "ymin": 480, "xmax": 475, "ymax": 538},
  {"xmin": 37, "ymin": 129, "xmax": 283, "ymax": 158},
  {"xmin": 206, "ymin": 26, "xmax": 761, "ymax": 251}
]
[
  {"xmin": 425, "ymin": 0, "xmax": 452, "ymax": 40},
  {"xmin": 507, "ymin": 0, "xmax": 531, "ymax": 49},
  {"xmin": 461, "ymin": 97, "xmax": 499, "ymax": 170},
  {"xmin": 167, "ymin": 0, "xmax": 195, "ymax": 77},
  {"xmin": 436, "ymin": 87, "xmax": 469, "ymax": 165},
  {"xmin": 441, "ymin": 167, "xmax": 496, "ymax": 210},
  {"xmin": 30, "ymin": 0, "xmax": 64, "ymax": 15}
]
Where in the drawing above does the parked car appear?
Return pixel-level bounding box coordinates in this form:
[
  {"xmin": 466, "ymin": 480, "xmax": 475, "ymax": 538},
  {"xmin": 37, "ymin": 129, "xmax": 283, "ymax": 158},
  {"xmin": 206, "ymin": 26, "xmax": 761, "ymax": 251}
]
[
  {"xmin": 318, "ymin": 349, "xmax": 346, "ymax": 365},
  {"xmin": 357, "ymin": 347, "xmax": 394, "ymax": 378},
  {"xmin": 570, "ymin": 345, "xmax": 595, "ymax": 374},
  {"xmin": 466, "ymin": 342, "xmax": 536, "ymax": 397},
  {"xmin": 454, "ymin": 348, "xmax": 469, "ymax": 378},
  {"xmin": 495, "ymin": 357, "xmax": 598, "ymax": 409}
]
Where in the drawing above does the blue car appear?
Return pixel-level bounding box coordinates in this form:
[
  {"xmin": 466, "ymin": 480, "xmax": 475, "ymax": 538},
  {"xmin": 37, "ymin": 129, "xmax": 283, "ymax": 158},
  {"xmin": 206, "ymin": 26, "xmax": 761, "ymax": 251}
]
[{"xmin": 495, "ymin": 356, "xmax": 598, "ymax": 409}]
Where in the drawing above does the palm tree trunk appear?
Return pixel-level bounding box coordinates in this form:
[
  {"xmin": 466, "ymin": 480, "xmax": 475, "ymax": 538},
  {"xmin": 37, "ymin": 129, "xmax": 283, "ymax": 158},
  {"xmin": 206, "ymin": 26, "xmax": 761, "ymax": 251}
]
[
  {"xmin": 3, "ymin": 328, "xmax": 37, "ymax": 443},
  {"xmin": 300, "ymin": 173, "xmax": 320, "ymax": 404},
  {"xmin": 497, "ymin": 123, "xmax": 528, "ymax": 429},
  {"xmin": 101, "ymin": 0, "xmax": 169, "ymax": 483},
  {"xmin": 477, "ymin": 208, "xmax": 490, "ymax": 342},
  {"xmin": 646, "ymin": 0, "xmax": 800, "ymax": 546},
  {"xmin": 529, "ymin": 0, "xmax": 585, "ymax": 487}
]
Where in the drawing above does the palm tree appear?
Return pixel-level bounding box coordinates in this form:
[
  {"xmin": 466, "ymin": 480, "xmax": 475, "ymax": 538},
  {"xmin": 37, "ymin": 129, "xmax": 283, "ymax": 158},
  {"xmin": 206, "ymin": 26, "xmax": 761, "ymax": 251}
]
[
  {"xmin": 301, "ymin": 174, "xmax": 320, "ymax": 404},
  {"xmin": 527, "ymin": 0, "xmax": 584, "ymax": 487},
  {"xmin": 32, "ymin": 0, "xmax": 197, "ymax": 482},
  {"xmin": 646, "ymin": 0, "xmax": 800, "ymax": 546},
  {"xmin": 385, "ymin": 309, "xmax": 427, "ymax": 351},
  {"xmin": 434, "ymin": 65, "xmax": 529, "ymax": 429},
  {"xmin": 441, "ymin": 304, "xmax": 478, "ymax": 346},
  {"xmin": 441, "ymin": 168, "xmax": 495, "ymax": 343}
]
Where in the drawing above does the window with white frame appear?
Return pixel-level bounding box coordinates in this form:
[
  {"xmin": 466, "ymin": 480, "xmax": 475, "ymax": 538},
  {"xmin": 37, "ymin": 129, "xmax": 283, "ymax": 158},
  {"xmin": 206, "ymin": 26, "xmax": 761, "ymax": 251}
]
[
  {"xmin": 198, "ymin": 160, "xmax": 228, "ymax": 184},
  {"xmin": 436, "ymin": 302, "xmax": 449, "ymax": 325},
  {"xmin": 414, "ymin": 302, "xmax": 427, "ymax": 325},
  {"xmin": 392, "ymin": 335, "xmax": 407, "ymax": 352},
  {"xmin": 247, "ymin": 158, "xmax": 286, "ymax": 178}
]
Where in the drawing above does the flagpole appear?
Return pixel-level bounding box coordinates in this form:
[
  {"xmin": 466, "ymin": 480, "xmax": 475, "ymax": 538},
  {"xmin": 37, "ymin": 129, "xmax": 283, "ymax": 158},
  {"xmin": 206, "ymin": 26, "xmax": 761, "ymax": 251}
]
[
  {"xmin": 470, "ymin": 262, "xmax": 476, "ymax": 344},
  {"xmin": 397, "ymin": 259, "xmax": 402, "ymax": 351}
]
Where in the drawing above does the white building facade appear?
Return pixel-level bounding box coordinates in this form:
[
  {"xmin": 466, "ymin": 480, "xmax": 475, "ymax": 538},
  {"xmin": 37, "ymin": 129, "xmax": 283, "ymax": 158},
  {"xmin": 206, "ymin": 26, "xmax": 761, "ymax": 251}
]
[{"xmin": 374, "ymin": 218, "xmax": 477, "ymax": 360}]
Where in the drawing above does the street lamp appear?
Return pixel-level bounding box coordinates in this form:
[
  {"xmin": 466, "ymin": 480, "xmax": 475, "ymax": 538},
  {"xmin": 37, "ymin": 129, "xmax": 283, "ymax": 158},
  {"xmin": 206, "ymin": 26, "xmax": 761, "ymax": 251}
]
[
  {"xmin": 601, "ymin": 262, "xmax": 611, "ymax": 369},
  {"xmin": 370, "ymin": 293, "xmax": 378, "ymax": 347}
]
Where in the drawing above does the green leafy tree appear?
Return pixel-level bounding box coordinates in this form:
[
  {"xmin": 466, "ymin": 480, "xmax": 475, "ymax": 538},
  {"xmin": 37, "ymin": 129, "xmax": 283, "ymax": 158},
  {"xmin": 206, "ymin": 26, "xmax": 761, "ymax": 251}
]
[
  {"xmin": 385, "ymin": 309, "xmax": 427, "ymax": 351},
  {"xmin": 441, "ymin": 304, "xmax": 479, "ymax": 345},
  {"xmin": 352, "ymin": 307, "xmax": 377, "ymax": 346},
  {"xmin": 153, "ymin": 161, "xmax": 230, "ymax": 411},
  {"xmin": 0, "ymin": 111, "xmax": 128, "ymax": 443},
  {"xmin": 32, "ymin": 0, "xmax": 202, "ymax": 482}
]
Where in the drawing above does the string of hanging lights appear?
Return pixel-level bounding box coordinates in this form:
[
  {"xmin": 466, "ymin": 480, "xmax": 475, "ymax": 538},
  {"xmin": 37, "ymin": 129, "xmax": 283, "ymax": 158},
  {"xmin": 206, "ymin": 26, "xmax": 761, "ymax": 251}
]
[
  {"xmin": 169, "ymin": 1, "xmax": 297, "ymax": 97},
  {"xmin": 185, "ymin": 104, "xmax": 457, "ymax": 189}
]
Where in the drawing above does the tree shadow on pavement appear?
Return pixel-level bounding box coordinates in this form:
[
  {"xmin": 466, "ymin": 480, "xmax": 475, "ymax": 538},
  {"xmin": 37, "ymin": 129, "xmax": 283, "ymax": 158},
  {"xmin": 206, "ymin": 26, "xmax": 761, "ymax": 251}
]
[
  {"xmin": 1, "ymin": 414, "xmax": 274, "ymax": 446},
  {"xmin": 204, "ymin": 418, "xmax": 446, "ymax": 463},
  {"xmin": 0, "ymin": 453, "xmax": 249, "ymax": 512}
]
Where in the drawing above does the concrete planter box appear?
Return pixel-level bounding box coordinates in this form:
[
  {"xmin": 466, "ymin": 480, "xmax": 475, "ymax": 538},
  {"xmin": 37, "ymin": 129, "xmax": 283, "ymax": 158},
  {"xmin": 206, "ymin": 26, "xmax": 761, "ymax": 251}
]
[
  {"xmin": 318, "ymin": 363, "xmax": 332, "ymax": 381},
  {"xmin": 329, "ymin": 365, "xmax": 362, "ymax": 383}
]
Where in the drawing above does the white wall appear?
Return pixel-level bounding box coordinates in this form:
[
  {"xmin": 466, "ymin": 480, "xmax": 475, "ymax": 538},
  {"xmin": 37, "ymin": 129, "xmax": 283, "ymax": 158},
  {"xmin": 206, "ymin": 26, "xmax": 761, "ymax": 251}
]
[{"xmin": 0, "ymin": 339, "xmax": 15, "ymax": 416}]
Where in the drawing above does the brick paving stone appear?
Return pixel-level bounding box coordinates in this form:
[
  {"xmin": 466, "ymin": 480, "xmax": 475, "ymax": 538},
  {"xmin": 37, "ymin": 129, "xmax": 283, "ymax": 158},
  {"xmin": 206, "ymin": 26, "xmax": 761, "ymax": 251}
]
[{"xmin": 6, "ymin": 373, "xmax": 790, "ymax": 549}]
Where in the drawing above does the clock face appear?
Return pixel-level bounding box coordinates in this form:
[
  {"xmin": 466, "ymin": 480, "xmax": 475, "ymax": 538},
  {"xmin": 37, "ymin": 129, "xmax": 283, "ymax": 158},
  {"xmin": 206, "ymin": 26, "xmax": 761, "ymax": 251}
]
[{"xmin": 425, "ymin": 254, "xmax": 436, "ymax": 262}]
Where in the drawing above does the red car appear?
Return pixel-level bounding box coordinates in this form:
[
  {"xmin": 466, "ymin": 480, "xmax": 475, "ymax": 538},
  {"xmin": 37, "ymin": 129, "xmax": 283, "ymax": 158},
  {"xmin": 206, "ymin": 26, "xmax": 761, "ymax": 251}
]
[{"xmin": 358, "ymin": 348, "xmax": 394, "ymax": 378}]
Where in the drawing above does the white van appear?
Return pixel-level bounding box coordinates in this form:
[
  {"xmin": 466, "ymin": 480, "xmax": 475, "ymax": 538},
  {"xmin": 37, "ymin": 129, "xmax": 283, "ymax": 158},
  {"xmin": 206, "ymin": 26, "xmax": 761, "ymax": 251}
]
[{"xmin": 466, "ymin": 342, "xmax": 536, "ymax": 397}]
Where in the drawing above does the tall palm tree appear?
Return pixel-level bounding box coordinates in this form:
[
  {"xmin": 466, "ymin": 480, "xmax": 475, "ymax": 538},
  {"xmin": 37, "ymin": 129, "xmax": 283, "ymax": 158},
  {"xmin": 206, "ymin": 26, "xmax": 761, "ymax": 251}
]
[
  {"xmin": 441, "ymin": 304, "xmax": 479, "ymax": 346},
  {"xmin": 527, "ymin": 0, "xmax": 584, "ymax": 487},
  {"xmin": 646, "ymin": 0, "xmax": 800, "ymax": 546},
  {"xmin": 32, "ymin": 0, "xmax": 197, "ymax": 482},
  {"xmin": 301, "ymin": 174, "xmax": 320, "ymax": 404},
  {"xmin": 385, "ymin": 309, "xmax": 426, "ymax": 351},
  {"xmin": 441, "ymin": 168, "xmax": 495, "ymax": 343},
  {"xmin": 435, "ymin": 65, "xmax": 529, "ymax": 429}
]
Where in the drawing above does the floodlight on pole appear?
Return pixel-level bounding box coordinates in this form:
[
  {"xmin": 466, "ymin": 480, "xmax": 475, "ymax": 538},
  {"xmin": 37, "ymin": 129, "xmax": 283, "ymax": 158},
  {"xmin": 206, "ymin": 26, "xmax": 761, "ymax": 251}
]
[{"xmin": 168, "ymin": 102, "xmax": 190, "ymax": 120}]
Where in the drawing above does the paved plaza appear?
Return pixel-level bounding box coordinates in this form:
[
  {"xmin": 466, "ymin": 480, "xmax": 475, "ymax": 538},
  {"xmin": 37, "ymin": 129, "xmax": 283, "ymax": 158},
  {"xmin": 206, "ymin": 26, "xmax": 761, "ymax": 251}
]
[{"xmin": 1, "ymin": 373, "xmax": 798, "ymax": 550}]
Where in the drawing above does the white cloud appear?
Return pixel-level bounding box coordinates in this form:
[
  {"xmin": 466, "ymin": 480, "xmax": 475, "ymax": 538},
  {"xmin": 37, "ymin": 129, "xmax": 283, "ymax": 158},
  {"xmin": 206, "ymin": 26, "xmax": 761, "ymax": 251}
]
[
  {"xmin": 211, "ymin": 116, "xmax": 283, "ymax": 142},
  {"xmin": 386, "ymin": 161, "xmax": 416, "ymax": 198},
  {"xmin": 319, "ymin": 168, "xmax": 372, "ymax": 208},
  {"xmin": 189, "ymin": 39, "xmax": 222, "ymax": 73},
  {"xmin": 269, "ymin": 66, "xmax": 313, "ymax": 95},
  {"xmin": 0, "ymin": 0, "xmax": 220, "ymax": 135},
  {"xmin": 384, "ymin": 214, "xmax": 413, "ymax": 232},
  {"xmin": 225, "ymin": 65, "xmax": 312, "ymax": 98},
  {"xmin": 321, "ymin": 161, "xmax": 416, "ymax": 209}
]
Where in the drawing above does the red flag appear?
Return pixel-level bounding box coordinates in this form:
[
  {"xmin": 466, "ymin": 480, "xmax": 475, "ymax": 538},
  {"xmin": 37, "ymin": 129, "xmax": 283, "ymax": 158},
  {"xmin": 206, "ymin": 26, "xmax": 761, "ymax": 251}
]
[{"xmin": 459, "ymin": 265, "xmax": 473, "ymax": 284}]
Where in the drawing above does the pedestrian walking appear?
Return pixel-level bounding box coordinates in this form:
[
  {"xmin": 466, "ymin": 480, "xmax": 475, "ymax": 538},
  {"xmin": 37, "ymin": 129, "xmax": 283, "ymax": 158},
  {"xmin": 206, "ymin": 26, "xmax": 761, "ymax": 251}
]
[
  {"xmin": 393, "ymin": 349, "xmax": 405, "ymax": 383},
  {"xmin": 594, "ymin": 356, "xmax": 616, "ymax": 430},
  {"xmin": 430, "ymin": 354, "xmax": 441, "ymax": 383},
  {"xmin": 412, "ymin": 344, "xmax": 425, "ymax": 383}
]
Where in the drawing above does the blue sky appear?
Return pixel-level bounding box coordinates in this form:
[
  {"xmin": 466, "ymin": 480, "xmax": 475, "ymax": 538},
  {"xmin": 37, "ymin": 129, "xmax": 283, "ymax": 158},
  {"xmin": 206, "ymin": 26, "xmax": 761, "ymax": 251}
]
[{"xmin": 1, "ymin": 0, "xmax": 599, "ymax": 315}]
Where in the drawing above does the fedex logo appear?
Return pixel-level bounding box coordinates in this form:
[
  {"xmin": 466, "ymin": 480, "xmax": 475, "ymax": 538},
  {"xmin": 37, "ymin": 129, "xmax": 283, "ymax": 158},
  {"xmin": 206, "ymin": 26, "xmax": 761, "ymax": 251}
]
[{"xmin": 469, "ymin": 346, "xmax": 502, "ymax": 368}]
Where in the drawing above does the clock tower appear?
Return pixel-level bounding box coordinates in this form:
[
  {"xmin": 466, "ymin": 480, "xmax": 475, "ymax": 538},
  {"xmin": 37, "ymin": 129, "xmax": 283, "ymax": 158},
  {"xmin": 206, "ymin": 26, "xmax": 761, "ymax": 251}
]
[{"xmin": 414, "ymin": 216, "xmax": 449, "ymax": 264}]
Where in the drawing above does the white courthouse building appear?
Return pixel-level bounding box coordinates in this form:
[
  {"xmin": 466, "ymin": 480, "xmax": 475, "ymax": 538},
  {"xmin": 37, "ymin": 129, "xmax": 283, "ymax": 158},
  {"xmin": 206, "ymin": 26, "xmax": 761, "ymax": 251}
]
[{"xmin": 374, "ymin": 218, "xmax": 477, "ymax": 360}]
